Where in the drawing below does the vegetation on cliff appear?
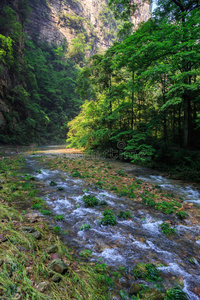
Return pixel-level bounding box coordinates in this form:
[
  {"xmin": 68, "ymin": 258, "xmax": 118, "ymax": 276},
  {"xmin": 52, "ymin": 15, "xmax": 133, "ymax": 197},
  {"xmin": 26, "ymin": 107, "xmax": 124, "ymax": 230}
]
[{"xmin": 0, "ymin": 1, "xmax": 82, "ymax": 145}]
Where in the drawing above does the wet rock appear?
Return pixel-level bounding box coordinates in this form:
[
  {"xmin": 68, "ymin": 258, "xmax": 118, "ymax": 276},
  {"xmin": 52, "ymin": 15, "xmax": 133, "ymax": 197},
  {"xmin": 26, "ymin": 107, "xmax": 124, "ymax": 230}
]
[
  {"xmin": 46, "ymin": 245, "xmax": 58, "ymax": 254},
  {"xmin": 129, "ymin": 282, "xmax": 142, "ymax": 295},
  {"xmin": 119, "ymin": 277, "xmax": 130, "ymax": 288},
  {"xmin": 141, "ymin": 288, "xmax": 164, "ymax": 300},
  {"xmin": 47, "ymin": 259, "xmax": 68, "ymax": 274},
  {"xmin": 52, "ymin": 275, "xmax": 62, "ymax": 282},
  {"xmin": 36, "ymin": 281, "xmax": 49, "ymax": 292},
  {"xmin": 32, "ymin": 231, "xmax": 41, "ymax": 239},
  {"xmin": 22, "ymin": 227, "xmax": 35, "ymax": 233}
]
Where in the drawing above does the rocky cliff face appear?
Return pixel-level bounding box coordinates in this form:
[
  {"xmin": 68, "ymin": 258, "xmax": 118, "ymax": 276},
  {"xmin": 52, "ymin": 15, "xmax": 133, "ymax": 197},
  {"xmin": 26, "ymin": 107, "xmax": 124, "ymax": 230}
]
[
  {"xmin": 132, "ymin": 0, "xmax": 152, "ymax": 28},
  {"xmin": 26, "ymin": 0, "xmax": 151, "ymax": 54}
]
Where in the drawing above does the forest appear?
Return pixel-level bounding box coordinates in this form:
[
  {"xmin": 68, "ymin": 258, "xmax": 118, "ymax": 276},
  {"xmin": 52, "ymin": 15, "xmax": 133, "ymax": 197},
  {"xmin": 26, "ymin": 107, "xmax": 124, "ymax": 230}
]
[{"xmin": 67, "ymin": 0, "xmax": 200, "ymax": 181}]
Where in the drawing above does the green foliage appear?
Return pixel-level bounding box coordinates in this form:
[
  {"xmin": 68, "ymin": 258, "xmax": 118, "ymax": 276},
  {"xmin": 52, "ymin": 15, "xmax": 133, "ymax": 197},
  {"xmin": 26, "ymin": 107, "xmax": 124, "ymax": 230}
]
[
  {"xmin": 82, "ymin": 195, "xmax": 99, "ymax": 207},
  {"xmin": 0, "ymin": 3, "xmax": 82, "ymax": 145},
  {"xmin": 117, "ymin": 211, "xmax": 132, "ymax": 219},
  {"xmin": 79, "ymin": 249, "xmax": 92, "ymax": 258},
  {"xmin": 53, "ymin": 215, "xmax": 65, "ymax": 221},
  {"xmin": 53, "ymin": 226, "xmax": 62, "ymax": 233},
  {"xmin": 80, "ymin": 223, "xmax": 91, "ymax": 230},
  {"xmin": 100, "ymin": 210, "xmax": 117, "ymax": 226},
  {"xmin": 160, "ymin": 223, "xmax": 176, "ymax": 236},
  {"xmin": 40, "ymin": 210, "xmax": 52, "ymax": 215},
  {"xmin": 133, "ymin": 263, "xmax": 162, "ymax": 282},
  {"xmin": 176, "ymin": 211, "xmax": 187, "ymax": 220},
  {"xmin": 165, "ymin": 287, "xmax": 188, "ymax": 300},
  {"xmin": 49, "ymin": 181, "xmax": 57, "ymax": 186}
]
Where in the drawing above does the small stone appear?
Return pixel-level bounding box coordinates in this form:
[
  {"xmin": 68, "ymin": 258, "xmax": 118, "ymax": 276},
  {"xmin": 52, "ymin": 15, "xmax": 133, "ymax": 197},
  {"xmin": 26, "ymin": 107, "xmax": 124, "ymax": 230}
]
[
  {"xmin": 36, "ymin": 281, "xmax": 49, "ymax": 292},
  {"xmin": 32, "ymin": 231, "xmax": 41, "ymax": 239},
  {"xmin": 22, "ymin": 227, "xmax": 35, "ymax": 233},
  {"xmin": 119, "ymin": 277, "xmax": 129, "ymax": 287},
  {"xmin": 46, "ymin": 245, "xmax": 58, "ymax": 254},
  {"xmin": 52, "ymin": 275, "xmax": 62, "ymax": 282},
  {"xmin": 47, "ymin": 259, "xmax": 68, "ymax": 274},
  {"xmin": 130, "ymin": 282, "xmax": 142, "ymax": 295}
]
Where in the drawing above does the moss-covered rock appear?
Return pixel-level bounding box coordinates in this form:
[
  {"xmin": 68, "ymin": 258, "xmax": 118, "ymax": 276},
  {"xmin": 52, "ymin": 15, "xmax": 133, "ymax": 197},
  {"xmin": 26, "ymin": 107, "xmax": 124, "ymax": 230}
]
[
  {"xmin": 47, "ymin": 259, "xmax": 68, "ymax": 274},
  {"xmin": 129, "ymin": 282, "xmax": 142, "ymax": 295}
]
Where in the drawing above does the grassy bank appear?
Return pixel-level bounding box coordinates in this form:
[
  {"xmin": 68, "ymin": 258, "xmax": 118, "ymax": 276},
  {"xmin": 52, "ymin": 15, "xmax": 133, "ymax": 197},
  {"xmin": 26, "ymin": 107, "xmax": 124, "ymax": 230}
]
[{"xmin": 0, "ymin": 155, "xmax": 110, "ymax": 300}]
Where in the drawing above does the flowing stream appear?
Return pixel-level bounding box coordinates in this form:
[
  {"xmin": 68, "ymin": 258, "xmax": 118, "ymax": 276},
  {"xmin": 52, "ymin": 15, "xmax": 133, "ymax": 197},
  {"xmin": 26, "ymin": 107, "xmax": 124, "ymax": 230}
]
[{"xmin": 21, "ymin": 146, "xmax": 200, "ymax": 299}]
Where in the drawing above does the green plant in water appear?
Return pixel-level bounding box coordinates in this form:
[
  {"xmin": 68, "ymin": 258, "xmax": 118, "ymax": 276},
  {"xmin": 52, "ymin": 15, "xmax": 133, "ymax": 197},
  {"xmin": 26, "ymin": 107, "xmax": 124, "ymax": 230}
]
[
  {"xmin": 57, "ymin": 186, "xmax": 65, "ymax": 191},
  {"xmin": 160, "ymin": 222, "xmax": 176, "ymax": 236},
  {"xmin": 99, "ymin": 200, "xmax": 108, "ymax": 206},
  {"xmin": 40, "ymin": 210, "xmax": 52, "ymax": 215},
  {"xmin": 32, "ymin": 204, "xmax": 42, "ymax": 210},
  {"xmin": 53, "ymin": 226, "xmax": 62, "ymax": 233},
  {"xmin": 165, "ymin": 287, "xmax": 188, "ymax": 299},
  {"xmin": 82, "ymin": 195, "xmax": 99, "ymax": 207},
  {"xmin": 79, "ymin": 249, "xmax": 92, "ymax": 258},
  {"xmin": 100, "ymin": 210, "xmax": 117, "ymax": 226},
  {"xmin": 176, "ymin": 211, "xmax": 187, "ymax": 220},
  {"xmin": 50, "ymin": 181, "xmax": 57, "ymax": 186},
  {"xmin": 117, "ymin": 211, "xmax": 132, "ymax": 219},
  {"xmin": 80, "ymin": 223, "xmax": 91, "ymax": 230},
  {"xmin": 53, "ymin": 214, "xmax": 64, "ymax": 221},
  {"xmin": 145, "ymin": 263, "xmax": 162, "ymax": 282}
]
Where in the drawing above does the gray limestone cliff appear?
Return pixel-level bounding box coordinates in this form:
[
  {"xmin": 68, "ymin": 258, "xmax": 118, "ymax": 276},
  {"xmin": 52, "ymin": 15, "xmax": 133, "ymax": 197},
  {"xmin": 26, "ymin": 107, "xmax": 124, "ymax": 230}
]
[{"xmin": 25, "ymin": 0, "xmax": 152, "ymax": 54}]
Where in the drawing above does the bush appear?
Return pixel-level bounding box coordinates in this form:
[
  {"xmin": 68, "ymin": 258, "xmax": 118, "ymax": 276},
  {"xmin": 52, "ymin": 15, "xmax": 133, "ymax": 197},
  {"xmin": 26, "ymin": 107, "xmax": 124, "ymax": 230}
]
[
  {"xmin": 100, "ymin": 210, "xmax": 117, "ymax": 226},
  {"xmin": 117, "ymin": 211, "xmax": 132, "ymax": 219},
  {"xmin": 82, "ymin": 195, "xmax": 99, "ymax": 207}
]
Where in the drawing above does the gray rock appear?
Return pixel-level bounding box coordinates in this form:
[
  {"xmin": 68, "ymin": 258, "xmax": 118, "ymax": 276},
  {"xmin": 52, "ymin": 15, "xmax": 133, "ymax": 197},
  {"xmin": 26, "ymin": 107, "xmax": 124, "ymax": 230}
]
[
  {"xmin": 36, "ymin": 281, "xmax": 49, "ymax": 292},
  {"xmin": 52, "ymin": 275, "xmax": 62, "ymax": 282},
  {"xmin": 32, "ymin": 231, "xmax": 41, "ymax": 239},
  {"xmin": 47, "ymin": 259, "xmax": 68, "ymax": 274},
  {"xmin": 22, "ymin": 227, "xmax": 35, "ymax": 233}
]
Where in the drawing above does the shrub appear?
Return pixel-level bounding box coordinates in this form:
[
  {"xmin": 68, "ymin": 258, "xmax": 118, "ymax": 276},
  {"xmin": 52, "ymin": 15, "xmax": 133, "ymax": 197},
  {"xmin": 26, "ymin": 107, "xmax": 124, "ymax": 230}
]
[
  {"xmin": 82, "ymin": 195, "xmax": 99, "ymax": 207},
  {"xmin": 160, "ymin": 222, "xmax": 176, "ymax": 235},
  {"xmin": 117, "ymin": 211, "xmax": 132, "ymax": 219},
  {"xmin": 100, "ymin": 210, "xmax": 117, "ymax": 226}
]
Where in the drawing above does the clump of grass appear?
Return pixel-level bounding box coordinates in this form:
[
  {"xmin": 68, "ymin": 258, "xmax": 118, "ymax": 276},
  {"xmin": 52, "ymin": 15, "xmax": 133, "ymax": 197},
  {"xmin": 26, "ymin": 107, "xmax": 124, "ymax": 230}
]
[
  {"xmin": 50, "ymin": 181, "xmax": 57, "ymax": 186},
  {"xmin": 79, "ymin": 249, "xmax": 92, "ymax": 258},
  {"xmin": 117, "ymin": 211, "xmax": 132, "ymax": 219},
  {"xmin": 165, "ymin": 287, "xmax": 188, "ymax": 299},
  {"xmin": 100, "ymin": 210, "xmax": 117, "ymax": 226},
  {"xmin": 53, "ymin": 214, "xmax": 64, "ymax": 221},
  {"xmin": 40, "ymin": 210, "xmax": 52, "ymax": 215},
  {"xmin": 160, "ymin": 222, "xmax": 176, "ymax": 235},
  {"xmin": 99, "ymin": 200, "xmax": 108, "ymax": 206},
  {"xmin": 133, "ymin": 263, "xmax": 162, "ymax": 282},
  {"xmin": 53, "ymin": 226, "xmax": 62, "ymax": 233},
  {"xmin": 80, "ymin": 224, "xmax": 91, "ymax": 230},
  {"xmin": 71, "ymin": 170, "xmax": 81, "ymax": 177},
  {"xmin": 176, "ymin": 211, "xmax": 187, "ymax": 220},
  {"xmin": 82, "ymin": 195, "xmax": 99, "ymax": 207}
]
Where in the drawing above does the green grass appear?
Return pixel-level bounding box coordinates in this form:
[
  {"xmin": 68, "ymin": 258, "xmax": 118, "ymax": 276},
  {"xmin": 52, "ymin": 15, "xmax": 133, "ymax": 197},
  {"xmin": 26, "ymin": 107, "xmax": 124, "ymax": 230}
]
[{"xmin": 100, "ymin": 210, "xmax": 117, "ymax": 226}]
